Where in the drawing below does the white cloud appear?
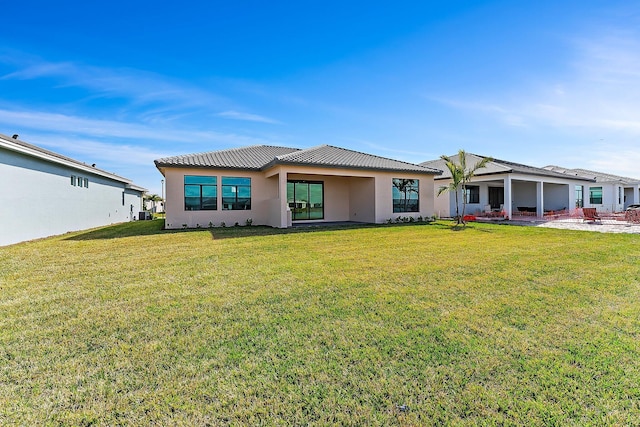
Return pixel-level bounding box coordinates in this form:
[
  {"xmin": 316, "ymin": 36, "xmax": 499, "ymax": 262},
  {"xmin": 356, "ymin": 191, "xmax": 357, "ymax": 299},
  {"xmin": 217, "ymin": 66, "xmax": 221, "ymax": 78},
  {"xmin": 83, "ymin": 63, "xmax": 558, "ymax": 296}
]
[
  {"xmin": 0, "ymin": 56, "xmax": 227, "ymax": 111},
  {"xmin": 0, "ymin": 108, "xmax": 275, "ymax": 147},
  {"xmin": 28, "ymin": 134, "xmax": 167, "ymax": 167},
  {"xmin": 216, "ymin": 110, "xmax": 281, "ymax": 124},
  {"xmin": 435, "ymin": 31, "xmax": 640, "ymax": 135}
]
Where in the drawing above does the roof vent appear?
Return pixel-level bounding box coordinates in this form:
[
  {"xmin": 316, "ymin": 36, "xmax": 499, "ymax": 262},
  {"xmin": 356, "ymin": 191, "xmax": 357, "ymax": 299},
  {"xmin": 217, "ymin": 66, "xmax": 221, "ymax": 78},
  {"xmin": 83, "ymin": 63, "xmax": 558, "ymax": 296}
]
[{"xmin": 12, "ymin": 134, "xmax": 18, "ymax": 139}]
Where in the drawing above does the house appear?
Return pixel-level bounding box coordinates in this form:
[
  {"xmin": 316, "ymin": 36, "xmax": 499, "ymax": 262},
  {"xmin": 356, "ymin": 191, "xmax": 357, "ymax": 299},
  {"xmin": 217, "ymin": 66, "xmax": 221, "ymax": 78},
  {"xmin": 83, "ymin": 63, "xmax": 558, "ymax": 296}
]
[
  {"xmin": 544, "ymin": 166, "xmax": 640, "ymax": 212},
  {"xmin": 0, "ymin": 133, "xmax": 146, "ymax": 246},
  {"xmin": 420, "ymin": 154, "xmax": 596, "ymax": 220},
  {"xmin": 154, "ymin": 144, "xmax": 441, "ymax": 229}
]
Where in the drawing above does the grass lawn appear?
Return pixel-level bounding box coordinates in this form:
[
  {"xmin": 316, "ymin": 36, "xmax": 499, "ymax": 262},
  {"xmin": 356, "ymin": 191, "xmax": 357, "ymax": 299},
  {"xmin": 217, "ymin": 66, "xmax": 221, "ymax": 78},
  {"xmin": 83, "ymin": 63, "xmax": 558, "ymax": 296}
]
[{"xmin": 1, "ymin": 220, "xmax": 640, "ymax": 425}]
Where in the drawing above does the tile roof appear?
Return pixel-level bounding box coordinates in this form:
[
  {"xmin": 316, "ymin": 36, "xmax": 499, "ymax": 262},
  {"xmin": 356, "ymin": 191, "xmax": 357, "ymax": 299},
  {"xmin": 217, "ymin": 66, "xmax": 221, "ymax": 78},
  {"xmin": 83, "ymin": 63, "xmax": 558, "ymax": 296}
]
[
  {"xmin": 154, "ymin": 145, "xmax": 299, "ymax": 170},
  {"xmin": 156, "ymin": 144, "xmax": 442, "ymax": 174},
  {"xmin": 271, "ymin": 145, "xmax": 441, "ymax": 173},
  {"xmin": 544, "ymin": 166, "xmax": 640, "ymax": 184},
  {"xmin": 421, "ymin": 153, "xmax": 594, "ymax": 182}
]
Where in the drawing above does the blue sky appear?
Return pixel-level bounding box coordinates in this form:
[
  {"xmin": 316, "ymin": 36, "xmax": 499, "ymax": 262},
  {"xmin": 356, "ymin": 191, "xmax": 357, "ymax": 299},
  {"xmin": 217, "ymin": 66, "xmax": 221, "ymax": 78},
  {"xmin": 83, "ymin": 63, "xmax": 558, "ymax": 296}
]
[{"xmin": 2, "ymin": 1, "xmax": 640, "ymax": 194}]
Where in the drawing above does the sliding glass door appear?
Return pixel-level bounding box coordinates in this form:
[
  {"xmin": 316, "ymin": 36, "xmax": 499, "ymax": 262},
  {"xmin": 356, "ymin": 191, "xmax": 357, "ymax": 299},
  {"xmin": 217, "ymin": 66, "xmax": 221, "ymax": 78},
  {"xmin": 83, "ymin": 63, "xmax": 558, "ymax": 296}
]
[{"xmin": 287, "ymin": 181, "xmax": 324, "ymax": 220}]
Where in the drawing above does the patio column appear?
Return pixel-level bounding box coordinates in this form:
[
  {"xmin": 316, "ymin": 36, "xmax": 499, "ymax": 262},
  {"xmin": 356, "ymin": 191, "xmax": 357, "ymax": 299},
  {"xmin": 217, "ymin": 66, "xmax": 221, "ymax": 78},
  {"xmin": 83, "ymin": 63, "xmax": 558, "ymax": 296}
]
[
  {"xmin": 536, "ymin": 182, "xmax": 544, "ymax": 217},
  {"xmin": 278, "ymin": 172, "xmax": 289, "ymax": 228},
  {"xmin": 504, "ymin": 176, "xmax": 512, "ymax": 219}
]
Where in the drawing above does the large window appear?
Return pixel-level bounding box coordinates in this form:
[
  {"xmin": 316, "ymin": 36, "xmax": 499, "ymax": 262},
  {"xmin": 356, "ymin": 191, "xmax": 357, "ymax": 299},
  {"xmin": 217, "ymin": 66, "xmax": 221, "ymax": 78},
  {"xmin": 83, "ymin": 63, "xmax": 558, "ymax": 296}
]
[
  {"xmin": 185, "ymin": 175, "xmax": 217, "ymax": 210},
  {"xmin": 222, "ymin": 177, "xmax": 251, "ymax": 210},
  {"xmin": 287, "ymin": 181, "xmax": 324, "ymax": 220},
  {"xmin": 589, "ymin": 186, "xmax": 603, "ymax": 205},
  {"xmin": 575, "ymin": 185, "xmax": 584, "ymax": 208},
  {"xmin": 392, "ymin": 178, "xmax": 419, "ymax": 213},
  {"xmin": 465, "ymin": 185, "xmax": 480, "ymax": 204}
]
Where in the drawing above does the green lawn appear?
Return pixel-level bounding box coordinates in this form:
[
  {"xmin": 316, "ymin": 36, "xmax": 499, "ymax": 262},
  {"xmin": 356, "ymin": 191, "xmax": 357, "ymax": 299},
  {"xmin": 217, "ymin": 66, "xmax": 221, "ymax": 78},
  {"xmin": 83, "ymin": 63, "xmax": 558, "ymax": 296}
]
[{"xmin": 1, "ymin": 220, "xmax": 639, "ymax": 425}]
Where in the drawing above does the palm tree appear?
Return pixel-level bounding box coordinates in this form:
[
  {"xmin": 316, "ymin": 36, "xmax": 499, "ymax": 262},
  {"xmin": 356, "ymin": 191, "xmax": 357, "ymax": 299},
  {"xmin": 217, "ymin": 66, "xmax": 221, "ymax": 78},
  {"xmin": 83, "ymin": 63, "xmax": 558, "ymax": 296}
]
[{"xmin": 437, "ymin": 150, "xmax": 492, "ymax": 225}]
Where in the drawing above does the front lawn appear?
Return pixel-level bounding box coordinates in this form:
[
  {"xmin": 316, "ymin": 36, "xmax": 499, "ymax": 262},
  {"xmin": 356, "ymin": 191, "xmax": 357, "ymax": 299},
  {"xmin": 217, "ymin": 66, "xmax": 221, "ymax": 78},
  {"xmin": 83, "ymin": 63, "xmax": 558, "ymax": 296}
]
[{"xmin": 1, "ymin": 220, "xmax": 639, "ymax": 425}]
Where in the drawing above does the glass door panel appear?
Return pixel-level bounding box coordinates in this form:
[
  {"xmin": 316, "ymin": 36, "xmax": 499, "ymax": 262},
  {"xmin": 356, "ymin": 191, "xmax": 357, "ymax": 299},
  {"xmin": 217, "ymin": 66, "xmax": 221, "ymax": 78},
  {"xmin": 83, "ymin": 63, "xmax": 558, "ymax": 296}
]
[{"xmin": 287, "ymin": 181, "xmax": 324, "ymax": 220}]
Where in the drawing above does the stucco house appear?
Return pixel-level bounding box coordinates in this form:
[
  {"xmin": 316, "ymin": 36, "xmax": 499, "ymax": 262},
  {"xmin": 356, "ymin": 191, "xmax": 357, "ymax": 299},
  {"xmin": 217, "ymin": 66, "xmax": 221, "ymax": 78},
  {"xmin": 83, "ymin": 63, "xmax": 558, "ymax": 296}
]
[
  {"xmin": 154, "ymin": 144, "xmax": 441, "ymax": 229},
  {"xmin": 421, "ymin": 154, "xmax": 596, "ymax": 220},
  {"xmin": 544, "ymin": 166, "xmax": 640, "ymax": 212},
  {"xmin": 1, "ymin": 133, "xmax": 146, "ymax": 246}
]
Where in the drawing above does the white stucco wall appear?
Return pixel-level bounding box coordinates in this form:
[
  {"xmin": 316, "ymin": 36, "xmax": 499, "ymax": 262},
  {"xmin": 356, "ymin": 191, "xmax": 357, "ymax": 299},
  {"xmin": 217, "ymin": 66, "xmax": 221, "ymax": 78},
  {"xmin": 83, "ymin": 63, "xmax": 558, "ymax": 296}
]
[{"xmin": 1, "ymin": 147, "xmax": 143, "ymax": 246}]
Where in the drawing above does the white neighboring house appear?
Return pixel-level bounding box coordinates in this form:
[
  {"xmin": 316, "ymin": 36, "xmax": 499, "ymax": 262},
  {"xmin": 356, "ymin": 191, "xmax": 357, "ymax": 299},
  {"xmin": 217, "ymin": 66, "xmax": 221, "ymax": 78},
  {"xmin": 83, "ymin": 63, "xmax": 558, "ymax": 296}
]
[
  {"xmin": 421, "ymin": 154, "xmax": 596, "ymax": 220},
  {"xmin": 544, "ymin": 166, "xmax": 640, "ymax": 212},
  {"xmin": 0, "ymin": 133, "xmax": 146, "ymax": 246}
]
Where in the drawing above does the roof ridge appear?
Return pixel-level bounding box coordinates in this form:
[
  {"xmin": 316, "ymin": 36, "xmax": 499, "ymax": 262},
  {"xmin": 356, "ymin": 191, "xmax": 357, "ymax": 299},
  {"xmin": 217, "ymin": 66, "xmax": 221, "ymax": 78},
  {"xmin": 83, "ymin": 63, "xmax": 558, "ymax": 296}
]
[{"xmin": 157, "ymin": 144, "xmax": 299, "ymax": 162}]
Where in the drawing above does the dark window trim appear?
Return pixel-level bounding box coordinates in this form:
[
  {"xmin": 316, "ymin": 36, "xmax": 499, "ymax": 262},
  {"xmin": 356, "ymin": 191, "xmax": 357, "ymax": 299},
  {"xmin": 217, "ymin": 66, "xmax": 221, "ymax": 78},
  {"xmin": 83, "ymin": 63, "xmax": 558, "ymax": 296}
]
[
  {"xmin": 222, "ymin": 177, "xmax": 251, "ymax": 211},
  {"xmin": 393, "ymin": 178, "xmax": 420, "ymax": 213},
  {"xmin": 287, "ymin": 180, "xmax": 325, "ymax": 221},
  {"xmin": 184, "ymin": 175, "xmax": 218, "ymax": 211},
  {"xmin": 465, "ymin": 185, "xmax": 480, "ymax": 204}
]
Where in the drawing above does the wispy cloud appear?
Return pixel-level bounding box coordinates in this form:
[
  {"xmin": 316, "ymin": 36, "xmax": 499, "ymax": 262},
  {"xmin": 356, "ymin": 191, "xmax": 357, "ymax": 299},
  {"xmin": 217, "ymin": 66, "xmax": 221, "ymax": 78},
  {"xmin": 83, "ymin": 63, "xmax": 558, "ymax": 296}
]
[
  {"xmin": 216, "ymin": 110, "xmax": 281, "ymax": 124},
  {"xmin": 434, "ymin": 30, "xmax": 640, "ymax": 135},
  {"xmin": 0, "ymin": 55, "xmax": 227, "ymax": 112},
  {"xmin": 0, "ymin": 108, "xmax": 276, "ymax": 147},
  {"xmin": 27, "ymin": 133, "xmax": 168, "ymax": 167}
]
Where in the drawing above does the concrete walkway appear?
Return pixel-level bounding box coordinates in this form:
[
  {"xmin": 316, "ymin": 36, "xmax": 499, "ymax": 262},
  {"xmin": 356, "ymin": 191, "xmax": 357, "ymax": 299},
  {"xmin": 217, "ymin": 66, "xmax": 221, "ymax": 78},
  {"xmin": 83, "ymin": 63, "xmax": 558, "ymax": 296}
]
[{"xmin": 534, "ymin": 218, "xmax": 640, "ymax": 234}]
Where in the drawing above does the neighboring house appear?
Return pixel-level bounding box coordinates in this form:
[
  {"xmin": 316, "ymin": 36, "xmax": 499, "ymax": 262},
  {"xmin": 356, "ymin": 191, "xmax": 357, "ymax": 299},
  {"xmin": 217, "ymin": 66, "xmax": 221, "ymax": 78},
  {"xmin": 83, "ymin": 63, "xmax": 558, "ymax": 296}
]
[
  {"xmin": 154, "ymin": 144, "xmax": 441, "ymax": 229},
  {"xmin": 544, "ymin": 166, "xmax": 640, "ymax": 212},
  {"xmin": 144, "ymin": 196, "xmax": 165, "ymax": 213},
  {"xmin": 420, "ymin": 154, "xmax": 595, "ymax": 220},
  {"xmin": 0, "ymin": 133, "xmax": 146, "ymax": 246}
]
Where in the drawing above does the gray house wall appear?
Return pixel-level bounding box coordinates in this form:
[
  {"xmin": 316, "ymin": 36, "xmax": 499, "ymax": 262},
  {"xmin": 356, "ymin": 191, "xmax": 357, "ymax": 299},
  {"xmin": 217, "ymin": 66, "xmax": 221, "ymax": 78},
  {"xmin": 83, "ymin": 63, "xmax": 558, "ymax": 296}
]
[{"xmin": 1, "ymin": 144, "xmax": 144, "ymax": 246}]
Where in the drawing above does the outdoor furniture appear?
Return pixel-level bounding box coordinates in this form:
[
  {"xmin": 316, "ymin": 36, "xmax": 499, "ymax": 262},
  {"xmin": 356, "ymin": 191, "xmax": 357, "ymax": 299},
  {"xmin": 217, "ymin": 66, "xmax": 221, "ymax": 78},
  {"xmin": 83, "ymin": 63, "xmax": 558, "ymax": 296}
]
[{"xmin": 582, "ymin": 208, "xmax": 601, "ymax": 223}]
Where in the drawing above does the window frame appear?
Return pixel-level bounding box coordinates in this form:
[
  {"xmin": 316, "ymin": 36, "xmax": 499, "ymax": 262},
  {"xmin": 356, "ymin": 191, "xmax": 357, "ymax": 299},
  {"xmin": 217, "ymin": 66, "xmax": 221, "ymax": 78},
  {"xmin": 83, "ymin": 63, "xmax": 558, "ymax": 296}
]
[
  {"xmin": 575, "ymin": 185, "xmax": 584, "ymax": 208},
  {"xmin": 287, "ymin": 180, "xmax": 324, "ymax": 220},
  {"xmin": 392, "ymin": 178, "xmax": 420, "ymax": 213},
  {"xmin": 222, "ymin": 177, "xmax": 251, "ymax": 210},
  {"xmin": 589, "ymin": 186, "xmax": 603, "ymax": 205},
  {"xmin": 184, "ymin": 175, "xmax": 218, "ymax": 211},
  {"xmin": 464, "ymin": 185, "xmax": 480, "ymax": 204}
]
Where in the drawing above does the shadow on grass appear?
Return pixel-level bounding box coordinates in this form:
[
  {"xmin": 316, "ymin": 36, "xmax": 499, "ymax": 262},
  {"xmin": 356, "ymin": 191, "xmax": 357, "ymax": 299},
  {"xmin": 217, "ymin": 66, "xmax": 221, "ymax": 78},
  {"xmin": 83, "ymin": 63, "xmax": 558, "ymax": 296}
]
[
  {"xmin": 65, "ymin": 219, "xmax": 443, "ymax": 241},
  {"xmin": 65, "ymin": 219, "xmax": 180, "ymax": 240}
]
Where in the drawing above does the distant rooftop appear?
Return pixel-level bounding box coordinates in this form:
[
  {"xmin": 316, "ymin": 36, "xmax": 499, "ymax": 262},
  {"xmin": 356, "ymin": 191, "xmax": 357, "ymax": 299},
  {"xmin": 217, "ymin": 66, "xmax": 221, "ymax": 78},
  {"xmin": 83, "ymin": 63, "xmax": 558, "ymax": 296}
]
[
  {"xmin": 544, "ymin": 166, "xmax": 640, "ymax": 184},
  {"xmin": 0, "ymin": 133, "xmax": 146, "ymax": 191},
  {"xmin": 421, "ymin": 153, "xmax": 595, "ymax": 182},
  {"xmin": 155, "ymin": 144, "xmax": 442, "ymax": 174}
]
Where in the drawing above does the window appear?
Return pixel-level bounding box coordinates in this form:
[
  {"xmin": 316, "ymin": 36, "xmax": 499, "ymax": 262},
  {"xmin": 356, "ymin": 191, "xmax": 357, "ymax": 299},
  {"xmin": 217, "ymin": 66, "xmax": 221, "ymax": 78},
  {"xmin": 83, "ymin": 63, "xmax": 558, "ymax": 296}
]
[
  {"xmin": 122, "ymin": 191, "xmax": 125, "ymax": 206},
  {"xmin": 222, "ymin": 177, "xmax": 251, "ymax": 210},
  {"xmin": 575, "ymin": 185, "xmax": 584, "ymax": 208},
  {"xmin": 84, "ymin": 178, "xmax": 89, "ymax": 188},
  {"xmin": 287, "ymin": 180, "xmax": 324, "ymax": 220},
  {"xmin": 71, "ymin": 175, "xmax": 77, "ymax": 186},
  {"xmin": 618, "ymin": 187, "xmax": 623, "ymax": 204},
  {"xmin": 464, "ymin": 186, "xmax": 480, "ymax": 204},
  {"xmin": 589, "ymin": 187, "xmax": 603, "ymax": 205},
  {"xmin": 392, "ymin": 178, "xmax": 419, "ymax": 213},
  {"xmin": 184, "ymin": 175, "xmax": 217, "ymax": 210}
]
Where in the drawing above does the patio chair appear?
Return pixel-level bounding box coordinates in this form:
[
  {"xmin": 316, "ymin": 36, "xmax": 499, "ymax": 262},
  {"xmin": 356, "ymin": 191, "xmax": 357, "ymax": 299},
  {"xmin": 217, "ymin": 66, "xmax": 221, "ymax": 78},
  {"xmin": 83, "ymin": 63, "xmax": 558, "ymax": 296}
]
[{"xmin": 582, "ymin": 207, "xmax": 601, "ymax": 223}]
